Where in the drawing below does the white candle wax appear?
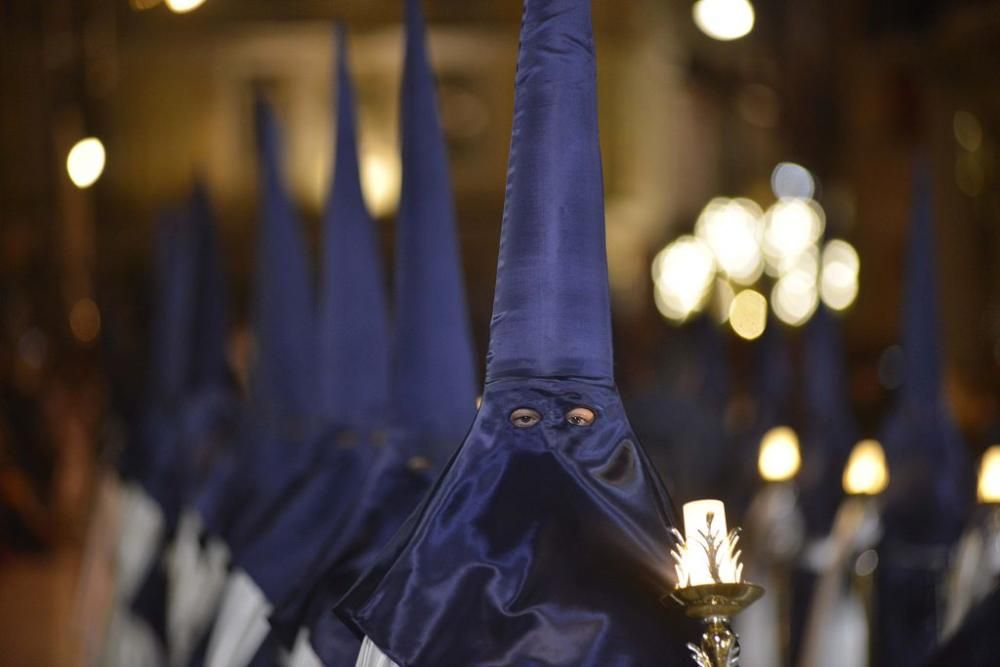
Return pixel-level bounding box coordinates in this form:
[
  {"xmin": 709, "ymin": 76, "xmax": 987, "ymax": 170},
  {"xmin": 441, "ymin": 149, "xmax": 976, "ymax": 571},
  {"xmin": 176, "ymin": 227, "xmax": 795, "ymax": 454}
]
[{"xmin": 682, "ymin": 499, "xmax": 736, "ymax": 586}]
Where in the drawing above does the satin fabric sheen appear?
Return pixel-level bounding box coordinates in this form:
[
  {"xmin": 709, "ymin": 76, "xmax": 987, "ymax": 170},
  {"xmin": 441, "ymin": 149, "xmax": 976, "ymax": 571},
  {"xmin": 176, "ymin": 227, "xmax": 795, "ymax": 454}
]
[
  {"xmin": 484, "ymin": 1, "xmax": 613, "ymax": 385},
  {"xmin": 338, "ymin": 377, "xmax": 695, "ymax": 666}
]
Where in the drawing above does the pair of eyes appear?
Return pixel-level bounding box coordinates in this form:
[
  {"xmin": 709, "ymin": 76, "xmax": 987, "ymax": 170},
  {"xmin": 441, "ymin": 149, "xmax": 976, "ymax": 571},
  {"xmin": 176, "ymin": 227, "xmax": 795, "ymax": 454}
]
[{"xmin": 509, "ymin": 406, "xmax": 596, "ymax": 428}]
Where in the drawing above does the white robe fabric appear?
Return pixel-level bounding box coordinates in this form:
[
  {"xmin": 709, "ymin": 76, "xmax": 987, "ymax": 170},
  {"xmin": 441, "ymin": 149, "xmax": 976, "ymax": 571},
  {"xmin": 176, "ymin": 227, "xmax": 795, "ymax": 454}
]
[
  {"xmin": 284, "ymin": 628, "xmax": 324, "ymax": 667},
  {"xmin": 166, "ymin": 509, "xmax": 231, "ymax": 667},
  {"xmin": 798, "ymin": 497, "xmax": 880, "ymax": 667},
  {"xmin": 204, "ymin": 569, "xmax": 273, "ymax": 667},
  {"xmin": 354, "ymin": 637, "xmax": 399, "ymax": 667},
  {"xmin": 101, "ymin": 605, "xmax": 166, "ymax": 667},
  {"xmin": 102, "ymin": 480, "xmax": 167, "ymax": 667},
  {"xmin": 116, "ymin": 482, "xmax": 165, "ymax": 602}
]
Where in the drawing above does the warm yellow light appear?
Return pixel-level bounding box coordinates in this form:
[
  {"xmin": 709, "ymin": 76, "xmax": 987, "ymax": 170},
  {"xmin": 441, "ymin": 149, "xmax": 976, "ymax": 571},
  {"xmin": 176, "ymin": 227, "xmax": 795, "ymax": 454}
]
[
  {"xmin": 652, "ymin": 236, "xmax": 716, "ymax": 322},
  {"xmin": 672, "ymin": 499, "xmax": 743, "ymax": 587},
  {"xmin": 843, "ymin": 439, "xmax": 889, "ymax": 496},
  {"xmin": 66, "ymin": 137, "xmax": 106, "ymax": 189},
  {"xmin": 692, "ymin": 0, "xmax": 755, "ymax": 41},
  {"xmin": 762, "ymin": 198, "xmax": 825, "ymax": 276},
  {"xmin": 977, "ymin": 445, "xmax": 1000, "ymax": 503},
  {"xmin": 820, "ymin": 240, "xmax": 860, "ymax": 311},
  {"xmin": 772, "ymin": 269, "xmax": 818, "ymax": 326},
  {"xmin": 728, "ymin": 289, "xmax": 767, "ymax": 340},
  {"xmin": 758, "ymin": 426, "xmax": 801, "ymax": 482},
  {"xmin": 69, "ymin": 298, "xmax": 101, "ymax": 344},
  {"xmin": 712, "ymin": 279, "xmax": 735, "ymax": 324},
  {"xmin": 361, "ymin": 148, "xmax": 401, "ymax": 218},
  {"xmin": 165, "ymin": 0, "xmax": 207, "ymax": 13},
  {"xmin": 694, "ymin": 197, "xmax": 764, "ymax": 284},
  {"xmin": 954, "ymin": 111, "xmax": 983, "ymax": 153}
]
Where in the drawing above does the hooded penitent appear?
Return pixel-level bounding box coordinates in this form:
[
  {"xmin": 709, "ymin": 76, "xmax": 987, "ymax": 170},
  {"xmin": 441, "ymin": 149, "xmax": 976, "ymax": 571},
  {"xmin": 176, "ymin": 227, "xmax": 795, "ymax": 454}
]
[
  {"xmin": 193, "ymin": 97, "xmax": 319, "ymax": 549},
  {"xmin": 875, "ymin": 164, "xmax": 971, "ymax": 667},
  {"xmin": 789, "ymin": 304, "xmax": 859, "ymax": 664},
  {"xmin": 288, "ymin": 4, "xmax": 481, "ymax": 661},
  {"xmin": 199, "ymin": 96, "xmax": 324, "ymax": 667},
  {"xmin": 205, "ymin": 27, "xmax": 430, "ymax": 666},
  {"xmin": 111, "ymin": 205, "xmax": 199, "ymax": 662},
  {"xmin": 163, "ymin": 184, "xmax": 239, "ymax": 667},
  {"xmin": 336, "ymin": 1, "xmax": 693, "ymax": 663},
  {"xmin": 389, "ymin": 0, "xmax": 479, "ymax": 465}
]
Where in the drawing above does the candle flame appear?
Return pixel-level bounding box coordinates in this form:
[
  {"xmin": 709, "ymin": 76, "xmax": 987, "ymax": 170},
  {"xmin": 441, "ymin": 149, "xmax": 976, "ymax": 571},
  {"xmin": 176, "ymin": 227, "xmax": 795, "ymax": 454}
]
[
  {"xmin": 672, "ymin": 500, "xmax": 744, "ymax": 588},
  {"xmin": 978, "ymin": 445, "xmax": 1000, "ymax": 503},
  {"xmin": 842, "ymin": 439, "xmax": 889, "ymax": 496},
  {"xmin": 758, "ymin": 426, "xmax": 801, "ymax": 482}
]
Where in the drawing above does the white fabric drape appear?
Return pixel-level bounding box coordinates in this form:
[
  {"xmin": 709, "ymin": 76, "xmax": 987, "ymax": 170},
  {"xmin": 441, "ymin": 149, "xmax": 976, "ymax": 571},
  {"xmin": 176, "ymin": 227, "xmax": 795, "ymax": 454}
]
[
  {"xmin": 116, "ymin": 482, "xmax": 165, "ymax": 602},
  {"xmin": 204, "ymin": 569, "xmax": 273, "ymax": 667},
  {"xmin": 283, "ymin": 628, "xmax": 324, "ymax": 667},
  {"xmin": 166, "ymin": 509, "xmax": 231, "ymax": 667},
  {"xmin": 354, "ymin": 637, "xmax": 400, "ymax": 667}
]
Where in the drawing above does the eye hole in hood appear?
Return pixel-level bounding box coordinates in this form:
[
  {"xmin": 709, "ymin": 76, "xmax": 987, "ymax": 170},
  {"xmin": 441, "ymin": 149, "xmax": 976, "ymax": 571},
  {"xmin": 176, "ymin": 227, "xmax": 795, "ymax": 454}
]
[{"xmin": 509, "ymin": 407, "xmax": 542, "ymax": 428}]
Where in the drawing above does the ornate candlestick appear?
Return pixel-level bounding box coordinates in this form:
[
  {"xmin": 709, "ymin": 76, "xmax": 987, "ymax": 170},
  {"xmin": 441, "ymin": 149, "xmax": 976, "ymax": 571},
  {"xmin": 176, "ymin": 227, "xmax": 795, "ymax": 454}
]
[{"xmin": 667, "ymin": 500, "xmax": 765, "ymax": 667}]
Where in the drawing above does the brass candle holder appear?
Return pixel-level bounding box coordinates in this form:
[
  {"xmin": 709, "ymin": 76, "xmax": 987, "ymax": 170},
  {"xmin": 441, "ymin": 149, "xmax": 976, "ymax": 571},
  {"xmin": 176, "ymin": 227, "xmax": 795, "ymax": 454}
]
[
  {"xmin": 667, "ymin": 500, "xmax": 765, "ymax": 667},
  {"xmin": 667, "ymin": 582, "xmax": 764, "ymax": 667}
]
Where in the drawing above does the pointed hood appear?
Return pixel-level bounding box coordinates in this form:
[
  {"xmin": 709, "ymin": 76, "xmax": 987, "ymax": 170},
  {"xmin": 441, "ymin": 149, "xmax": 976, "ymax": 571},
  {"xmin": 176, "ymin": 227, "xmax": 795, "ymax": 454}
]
[
  {"xmin": 150, "ymin": 206, "xmax": 198, "ymax": 403},
  {"xmin": 900, "ymin": 162, "xmax": 942, "ymax": 406},
  {"xmin": 803, "ymin": 306, "xmax": 853, "ymax": 425},
  {"xmin": 485, "ymin": 0, "xmax": 613, "ymax": 384},
  {"xmin": 252, "ymin": 98, "xmax": 317, "ymax": 422},
  {"xmin": 317, "ymin": 27, "xmax": 391, "ymax": 429},
  {"xmin": 753, "ymin": 317, "xmax": 793, "ymax": 425},
  {"xmin": 879, "ymin": 163, "xmax": 969, "ymax": 542},
  {"xmin": 799, "ymin": 305, "xmax": 857, "ymax": 535},
  {"xmin": 390, "ymin": 0, "xmax": 478, "ymax": 448},
  {"xmin": 188, "ymin": 182, "xmax": 230, "ymax": 391}
]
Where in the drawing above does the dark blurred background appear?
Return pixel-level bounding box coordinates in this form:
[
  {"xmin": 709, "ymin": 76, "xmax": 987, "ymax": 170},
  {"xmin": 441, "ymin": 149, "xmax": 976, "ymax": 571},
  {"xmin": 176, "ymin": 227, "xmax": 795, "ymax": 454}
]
[{"xmin": 1, "ymin": 0, "xmax": 999, "ymax": 664}]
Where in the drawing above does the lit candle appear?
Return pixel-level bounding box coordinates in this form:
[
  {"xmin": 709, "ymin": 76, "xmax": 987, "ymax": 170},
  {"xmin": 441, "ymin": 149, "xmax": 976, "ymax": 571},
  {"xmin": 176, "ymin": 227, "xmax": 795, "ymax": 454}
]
[
  {"xmin": 842, "ymin": 439, "xmax": 889, "ymax": 496},
  {"xmin": 977, "ymin": 445, "xmax": 1000, "ymax": 503},
  {"xmin": 676, "ymin": 499, "xmax": 743, "ymax": 587}
]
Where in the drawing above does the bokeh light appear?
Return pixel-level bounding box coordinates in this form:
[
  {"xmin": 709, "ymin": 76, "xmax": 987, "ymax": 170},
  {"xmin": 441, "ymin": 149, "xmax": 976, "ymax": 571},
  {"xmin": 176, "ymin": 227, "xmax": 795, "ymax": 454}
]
[
  {"xmin": 728, "ymin": 289, "xmax": 767, "ymax": 340},
  {"xmin": 820, "ymin": 239, "xmax": 860, "ymax": 311},
  {"xmin": 652, "ymin": 236, "xmax": 716, "ymax": 322},
  {"xmin": 165, "ymin": 0, "xmax": 207, "ymax": 13},
  {"xmin": 66, "ymin": 137, "xmax": 106, "ymax": 189},
  {"xmin": 843, "ymin": 439, "xmax": 889, "ymax": 495},
  {"xmin": 977, "ymin": 445, "xmax": 1000, "ymax": 503},
  {"xmin": 770, "ymin": 162, "xmax": 815, "ymax": 199},
  {"xmin": 712, "ymin": 279, "xmax": 736, "ymax": 324},
  {"xmin": 69, "ymin": 298, "xmax": 101, "ymax": 344},
  {"xmin": 762, "ymin": 198, "xmax": 825, "ymax": 276},
  {"xmin": 758, "ymin": 426, "xmax": 801, "ymax": 482},
  {"xmin": 772, "ymin": 269, "xmax": 818, "ymax": 326},
  {"xmin": 361, "ymin": 148, "xmax": 401, "ymax": 217},
  {"xmin": 694, "ymin": 197, "xmax": 764, "ymax": 284},
  {"xmin": 692, "ymin": 0, "xmax": 756, "ymax": 41},
  {"xmin": 953, "ymin": 110, "xmax": 983, "ymax": 152}
]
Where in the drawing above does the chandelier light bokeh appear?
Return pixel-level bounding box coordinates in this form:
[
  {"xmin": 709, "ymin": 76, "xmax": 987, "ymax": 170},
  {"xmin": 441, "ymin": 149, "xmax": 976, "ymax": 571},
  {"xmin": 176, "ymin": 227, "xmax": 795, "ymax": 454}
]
[
  {"xmin": 692, "ymin": 0, "xmax": 756, "ymax": 41},
  {"xmin": 66, "ymin": 137, "xmax": 106, "ymax": 189}
]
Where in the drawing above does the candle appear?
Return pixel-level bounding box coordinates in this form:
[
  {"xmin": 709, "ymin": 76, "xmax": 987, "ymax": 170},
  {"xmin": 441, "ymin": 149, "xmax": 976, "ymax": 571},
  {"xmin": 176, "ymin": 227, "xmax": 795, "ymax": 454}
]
[
  {"xmin": 757, "ymin": 426, "xmax": 801, "ymax": 482},
  {"xmin": 675, "ymin": 499, "xmax": 743, "ymax": 587},
  {"xmin": 977, "ymin": 445, "xmax": 1000, "ymax": 503},
  {"xmin": 842, "ymin": 439, "xmax": 889, "ymax": 496}
]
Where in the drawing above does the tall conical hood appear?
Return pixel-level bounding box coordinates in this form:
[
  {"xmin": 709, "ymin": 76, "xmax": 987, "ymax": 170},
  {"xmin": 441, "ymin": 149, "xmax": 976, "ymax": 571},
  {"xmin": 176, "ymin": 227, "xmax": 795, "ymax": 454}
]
[
  {"xmin": 252, "ymin": 98, "xmax": 317, "ymax": 422},
  {"xmin": 900, "ymin": 163, "xmax": 942, "ymax": 406},
  {"xmin": 803, "ymin": 306, "xmax": 852, "ymax": 424},
  {"xmin": 391, "ymin": 0, "xmax": 478, "ymax": 447},
  {"xmin": 485, "ymin": 0, "xmax": 613, "ymax": 384},
  {"xmin": 188, "ymin": 182, "xmax": 230, "ymax": 391},
  {"xmin": 150, "ymin": 206, "xmax": 198, "ymax": 402},
  {"xmin": 800, "ymin": 305, "xmax": 857, "ymax": 535},
  {"xmin": 317, "ymin": 27, "xmax": 391, "ymax": 428}
]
